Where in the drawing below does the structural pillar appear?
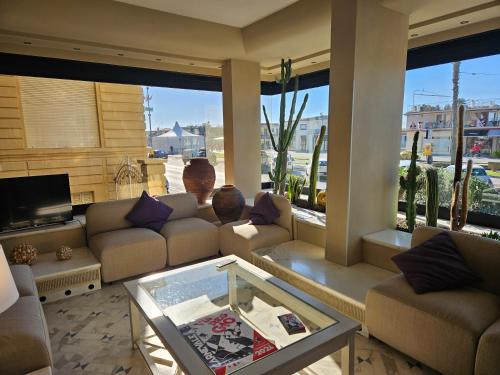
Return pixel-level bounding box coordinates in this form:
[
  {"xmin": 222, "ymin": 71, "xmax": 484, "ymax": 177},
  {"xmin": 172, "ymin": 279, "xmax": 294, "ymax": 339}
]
[
  {"xmin": 325, "ymin": 0, "xmax": 409, "ymax": 265},
  {"xmin": 221, "ymin": 59, "xmax": 261, "ymax": 198}
]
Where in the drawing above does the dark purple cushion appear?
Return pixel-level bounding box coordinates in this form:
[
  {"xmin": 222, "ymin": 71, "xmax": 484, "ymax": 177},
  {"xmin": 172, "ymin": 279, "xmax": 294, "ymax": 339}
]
[
  {"xmin": 126, "ymin": 191, "xmax": 173, "ymax": 232},
  {"xmin": 249, "ymin": 192, "xmax": 280, "ymax": 225},
  {"xmin": 392, "ymin": 231, "xmax": 481, "ymax": 294}
]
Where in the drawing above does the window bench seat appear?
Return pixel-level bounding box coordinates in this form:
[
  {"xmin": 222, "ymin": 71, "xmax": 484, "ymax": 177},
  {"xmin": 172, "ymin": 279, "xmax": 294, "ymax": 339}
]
[{"xmin": 251, "ymin": 240, "xmax": 395, "ymax": 324}]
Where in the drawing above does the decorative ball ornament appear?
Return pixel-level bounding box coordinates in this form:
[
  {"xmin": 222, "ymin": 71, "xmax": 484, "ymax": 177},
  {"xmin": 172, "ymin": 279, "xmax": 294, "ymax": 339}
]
[
  {"xmin": 317, "ymin": 191, "xmax": 327, "ymax": 207},
  {"xmin": 11, "ymin": 244, "xmax": 38, "ymax": 265},
  {"xmin": 56, "ymin": 245, "xmax": 73, "ymax": 261}
]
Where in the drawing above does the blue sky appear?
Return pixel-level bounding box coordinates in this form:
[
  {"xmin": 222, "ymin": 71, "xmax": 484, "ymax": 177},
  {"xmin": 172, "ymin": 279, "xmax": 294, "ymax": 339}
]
[{"xmin": 146, "ymin": 54, "xmax": 499, "ymax": 129}]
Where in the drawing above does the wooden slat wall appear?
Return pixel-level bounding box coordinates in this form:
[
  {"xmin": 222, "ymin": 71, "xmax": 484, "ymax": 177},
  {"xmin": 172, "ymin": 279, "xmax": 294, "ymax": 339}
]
[
  {"xmin": 0, "ymin": 76, "xmax": 162, "ymax": 204},
  {"xmin": 97, "ymin": 83, "xmax": 147, "ymax": 149},
  {"xmin": 0, "ymin": 76, "xmax": 25, "ymax": 150}
]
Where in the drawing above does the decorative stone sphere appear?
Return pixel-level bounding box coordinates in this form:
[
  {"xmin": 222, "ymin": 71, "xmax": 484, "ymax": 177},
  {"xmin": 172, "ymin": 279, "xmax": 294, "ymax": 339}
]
[
  {"xmin": 317, "ymin": 191, "xmax": 327, "ymax": 207},
  {"xmin": 11, "ymin": 244, "xmax": 38, "ymax": 265},
  {"xmin": 56, "ymin": 245, "xmax": 73, "ymax": 261}
]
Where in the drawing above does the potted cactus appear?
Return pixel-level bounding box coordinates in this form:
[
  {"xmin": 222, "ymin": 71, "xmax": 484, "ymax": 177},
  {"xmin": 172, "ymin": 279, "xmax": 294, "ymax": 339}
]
[
  {"xmin": 263, "ymin": 59, "xmax": 308, "ymax": 195},
  {"xmin": 308, "ymin": 125, "xmax": 326, "ymax": 207}
]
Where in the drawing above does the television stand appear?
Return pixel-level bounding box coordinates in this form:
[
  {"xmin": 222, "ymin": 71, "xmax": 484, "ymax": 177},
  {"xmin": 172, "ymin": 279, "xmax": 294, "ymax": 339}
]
[{"xmin": 0, "ymin": 218, "xmax": 81, "ymax": 236}]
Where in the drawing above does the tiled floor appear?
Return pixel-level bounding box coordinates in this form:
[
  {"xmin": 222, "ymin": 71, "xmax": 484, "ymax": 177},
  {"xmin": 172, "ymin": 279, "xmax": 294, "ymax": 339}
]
[{"xmin": 44, "ymin": 283, "xmax": 437, "ymax": 375}]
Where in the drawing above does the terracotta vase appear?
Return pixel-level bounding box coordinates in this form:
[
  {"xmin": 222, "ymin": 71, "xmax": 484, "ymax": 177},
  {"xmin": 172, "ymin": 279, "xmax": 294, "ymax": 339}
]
[
  {"xmin": 182, "ymin": 158, "xmax": 216, "ymax": 204},
  {"xmin": 212, "ymin": 185, "xmax": 245, "ymax": 224}
]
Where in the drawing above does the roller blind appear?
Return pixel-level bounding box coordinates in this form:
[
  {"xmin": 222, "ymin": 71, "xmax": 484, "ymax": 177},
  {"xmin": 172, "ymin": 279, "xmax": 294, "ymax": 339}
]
[{"xmin": 19, "ymin": 76, "xmax": 100, "ymax": 148}]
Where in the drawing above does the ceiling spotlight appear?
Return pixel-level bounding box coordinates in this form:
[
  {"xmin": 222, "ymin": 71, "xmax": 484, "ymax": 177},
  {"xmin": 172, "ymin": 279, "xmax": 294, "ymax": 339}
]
[
  {"xmin": 155, "ymin": 58, "xmax": 162, "ymax": 61},
  {"xmin": 117, "ymin": 53, "xmax": 124, "ymax": 56},
  {"xmin": 410, "ymin": 33, "xmax": 419, "ymax": 37},
  {"xmin": 460, "ymin": 20, "xmax": 469, "ymax": 24},
  {"xmin": 268, "ymin": 72, "xmax": 273, "ymax": 75},
  {"xmin": 189, "ymin": 63, "xmax": 195, "ymax": 66},
  {"xmin": 311, "ymin": 61, "xmax": 317, "ymax": 64},
  {"xmin": 23, "ymin": 41, "xmax": 32, "ymax": 45},
  {"xmin": 73, "ymin": 47, "xmax": 81, "ymax": 51}
]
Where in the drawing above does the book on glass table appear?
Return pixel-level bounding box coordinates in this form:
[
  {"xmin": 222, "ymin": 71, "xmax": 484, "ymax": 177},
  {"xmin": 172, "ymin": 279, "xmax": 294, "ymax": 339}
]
[{"xmin": 179, "ymin": 308, "xmax": 277, "ymax": 375}]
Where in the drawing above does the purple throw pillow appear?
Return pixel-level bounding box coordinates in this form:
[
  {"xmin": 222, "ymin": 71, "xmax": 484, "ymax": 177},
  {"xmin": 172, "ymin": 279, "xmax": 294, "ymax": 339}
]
[
  {"xmin": 249, "ymin": 193, "xmax": 280, "ymax": 225},
  {"xmin": 126, "ymin": 191, "xmax": 173, "ymax": 232},
  {"xmin": 392, "ymin": 231, "xmax": 481, "ymax": 294}
]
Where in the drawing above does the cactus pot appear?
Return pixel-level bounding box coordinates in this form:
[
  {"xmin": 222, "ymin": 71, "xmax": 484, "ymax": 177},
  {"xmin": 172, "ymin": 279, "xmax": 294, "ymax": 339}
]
[
  {"xmin": 212, "ymin": 185, "xmax": 245, "ymax": 224},
  {"xmin": 182, "ymin": 158, "xmax": 216, "ymax": 204}
]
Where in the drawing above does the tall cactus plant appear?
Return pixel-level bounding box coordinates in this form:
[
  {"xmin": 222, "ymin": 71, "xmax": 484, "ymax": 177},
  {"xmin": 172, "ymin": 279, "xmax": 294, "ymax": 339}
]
[
  {"xmin": 308, "ymin": 125, "xmax": 326, "ymax": 207},
  {"xmin": 406, "ymin": 131, "xmax": 419, "ymax": 232},
  {"xmin": 263, "ymin": 59, "xmax": 309, "ymax": 195},
  {"xmin": 425, "ymin": 167, "xmax": 439, "ymax": 227},
  {"xmin": 451, "ymin": 105, "xmax": 472, "ymax": 230}
]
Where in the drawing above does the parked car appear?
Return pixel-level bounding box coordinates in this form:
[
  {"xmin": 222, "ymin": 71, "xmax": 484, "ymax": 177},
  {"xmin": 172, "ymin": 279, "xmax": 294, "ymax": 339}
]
[
  {"xmin": 446, "ymin": 164, "xmax": 494, "ymax": 187},
  {"xmin": 153, "ymin": 149, "xmax": 168, "ymax": 159},
  {"xmin": 319, "ymin": 159, "xmax": 327, "ymax": 178}
]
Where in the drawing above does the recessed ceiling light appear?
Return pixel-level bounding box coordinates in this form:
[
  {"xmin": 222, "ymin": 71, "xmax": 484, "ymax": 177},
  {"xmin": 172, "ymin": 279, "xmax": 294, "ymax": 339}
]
[
  {"xmin": 311, "ymin": 61, "xmax": 317, "ymax": 64},
  {"xmin": 23, "ymin": 41, "xmax": 32, "ymax": 45},
  {"xmin": 117, "ymin": 53, "xmax": 124, "ymax": 56},
  {"xmin": 411, "ymin": 33, "xmax": 419, "ymax": 37},
  {"xmin": 189, "ymin": 63, "xmax": 195, "ymax": 66},
  {"xmin": 268, "ymin": 72, "xmax": 273, "ymax": 75},
  {"xmin": 218, "ymin": 65, "xmax": 223, "ymax": 68},
  {"xmin": 460, "ymin": 20, "xmax": 469, "ymax": 24},
  {"xmin": 73, "ymin": 47, "xmax": 81, "ymax": 51},
  {"xmin": 155, "ymin": 58, "xmax": 162, "ymax": 61}
]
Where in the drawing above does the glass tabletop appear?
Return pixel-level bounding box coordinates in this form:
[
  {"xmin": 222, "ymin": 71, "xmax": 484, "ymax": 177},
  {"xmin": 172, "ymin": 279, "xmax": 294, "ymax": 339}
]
[{"xmin": 138, "ymin": 257, "xmax": 337, "ymax": 374}]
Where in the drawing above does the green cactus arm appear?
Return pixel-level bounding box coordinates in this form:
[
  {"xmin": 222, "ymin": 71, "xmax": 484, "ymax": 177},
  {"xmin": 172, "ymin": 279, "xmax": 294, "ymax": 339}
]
[
  {"xmin": 450, "ymin": 181, "xmax": 460, "ymax": 231},
  {"xmin": 308, "ymin": 125, "xmax": 326, "ymax": 207},
  {"xmin": 262, "ymin": 105, "xmax": 278, "ymax": 152},
  {"xmin": 286, "ymin": 76, "xmax": 299, "ymax": 133},
  {"xmin": 459, "ymin": 159, "xmax": 473, "ymax": 229},
  {"xmin": 406, "ymin": 131, "xmax": 419, "ymax": 232},
  {"xmin": 453, "ymin": 105, "xmax": 465, "ymax": 185},
  {"xmin": 285, "ymin": 93, "xmax": 309, "ymax": 149},
  {"xmin": 278, "ymin": 59, "xmax": 287, "ymax": 151},
  {"xmin": 425, "ymin": 167, "xmax": 439, "ymax": 227}
]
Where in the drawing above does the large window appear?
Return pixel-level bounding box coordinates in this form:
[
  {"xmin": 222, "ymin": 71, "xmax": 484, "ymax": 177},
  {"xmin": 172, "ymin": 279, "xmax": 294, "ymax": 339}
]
[
  {"xmin": 399, "ymin": 54, "xmax": 500, "ymax": 227},
  {"xmin": 146, "ymin": 86, "xmax": 224, "ymax": 194},
  {"xmin": 260, "ymin": 85, "xmax": 329, "ymax": 192}
]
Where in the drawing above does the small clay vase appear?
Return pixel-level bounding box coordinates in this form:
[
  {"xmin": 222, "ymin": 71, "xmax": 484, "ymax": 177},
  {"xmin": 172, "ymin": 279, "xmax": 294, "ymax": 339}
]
[
  {"xmin": 182, "ymin": 158, "xmax": 216, "ymax": 204},
  {"xmin": 212, "ymin": 185, "xmax": 245, "ymax": 224}
]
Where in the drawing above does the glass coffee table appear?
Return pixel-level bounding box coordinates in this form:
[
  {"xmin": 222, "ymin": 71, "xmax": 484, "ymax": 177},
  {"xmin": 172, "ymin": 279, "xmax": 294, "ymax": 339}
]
[{"xmin": 124, "ymin": 256, "xmax": 360, "ymax": 375}]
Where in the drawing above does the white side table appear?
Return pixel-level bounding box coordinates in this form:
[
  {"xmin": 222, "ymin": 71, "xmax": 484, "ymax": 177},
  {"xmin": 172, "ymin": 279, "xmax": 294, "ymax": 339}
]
[{"xmin": 31, "ymin": 247, "xmax": 101, "ymax": 303}]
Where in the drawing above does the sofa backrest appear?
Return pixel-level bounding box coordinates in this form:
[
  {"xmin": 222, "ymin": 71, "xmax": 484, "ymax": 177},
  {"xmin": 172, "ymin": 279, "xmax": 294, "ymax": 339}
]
[
  {"xmin": 85, "ymin": 197, "xmax": 137, "ymax": 238},
  {"xmin": 86, "ymin": 192, "xmax": 198, "ymax": 238},
  {"xmin": 156, "ymin": 193, "xmax": 197, "ymax": 221},
  {"xmin": 412, "ymin": 226, "xmax": 500, "ymax": 295},
  {"xmin": 254, "ymin": 192, "xmax": 293, "ymax": 235}
]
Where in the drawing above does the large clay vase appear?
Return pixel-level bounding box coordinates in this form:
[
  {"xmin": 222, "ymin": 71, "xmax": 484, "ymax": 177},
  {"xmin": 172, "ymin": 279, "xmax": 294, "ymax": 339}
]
[
  {"xmin": 212, "ymin": 185, "xmax": 245, "ymax": 224},
  {"xmin": 182, "ymin": 158, "xmax": 216, "ymax": 204}
]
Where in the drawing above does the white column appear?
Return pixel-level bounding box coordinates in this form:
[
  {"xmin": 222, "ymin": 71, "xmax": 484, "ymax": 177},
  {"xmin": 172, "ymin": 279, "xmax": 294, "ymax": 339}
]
[
  {"xmin": 222, "ymin": 59, "xmax": 261, "ymax": 198},
  {"xmin": 325, "ymin": 0, "xmax": 409, "ymax": 265}
]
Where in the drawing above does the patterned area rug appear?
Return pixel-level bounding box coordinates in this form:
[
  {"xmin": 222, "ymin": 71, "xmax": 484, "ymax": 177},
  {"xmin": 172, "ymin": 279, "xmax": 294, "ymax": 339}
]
[{"xmin": 44, "ymin": 283, "xmax": 438, "ymax": 375}]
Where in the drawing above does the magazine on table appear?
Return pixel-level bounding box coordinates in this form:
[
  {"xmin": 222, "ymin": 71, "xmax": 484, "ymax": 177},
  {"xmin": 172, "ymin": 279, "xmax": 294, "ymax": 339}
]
[{"xmin": 179, "ymin": 308, "xmax": 278, "ymax": 375}]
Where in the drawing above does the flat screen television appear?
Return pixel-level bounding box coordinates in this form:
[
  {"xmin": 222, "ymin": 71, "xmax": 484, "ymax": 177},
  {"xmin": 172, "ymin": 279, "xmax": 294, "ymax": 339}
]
[{"xmin": 0, "ymin": 174, "xmax": 73, "ymax": 232}]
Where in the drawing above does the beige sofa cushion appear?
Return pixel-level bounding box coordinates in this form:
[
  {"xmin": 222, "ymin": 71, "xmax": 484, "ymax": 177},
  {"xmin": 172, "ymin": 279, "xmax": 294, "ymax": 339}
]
[
  {"xmin": 10, "ymin": 264, "xmax": 38, "ymax": 297},
  {"xmin": 157, "ymin": 193, "xmax": 198, "ymax": 221},
  {"xmin": 412, "ymin": 226, "xmax": 500, "ymax": 295},
  {"xmin": 0, "ymin": 296, "xmax": 52, "ymax": 375},
  {"xmin": 366, "ymin": 274, "xmax": 500, "ymax": 375},
  {"xmin": 254, "ymin": 192, "xmax": 292, "ymax": 235},
  {"xmin": 89, "ymin": 228, "xmax": 167, "ymax": 282},
  {"xmin": 160, "ymin": 217, "xmax": 218, "ymax": 266},
  {"xmin": 85, "ymin": 197, "xmax": 136, "ymax": 238},
  {"xmin": 219, "ymin": 219, "xmax": 291, "ymax": 261},
  {"xmin": 475, "ymin": 318, "xmax": 500, "ymax": 375}
]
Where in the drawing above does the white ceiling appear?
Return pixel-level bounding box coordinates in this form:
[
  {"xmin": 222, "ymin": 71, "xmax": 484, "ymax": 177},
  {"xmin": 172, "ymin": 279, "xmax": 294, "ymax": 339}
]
[{"xmin": 113, "ymin": 0, "xmax": 300, "ymax": 27}]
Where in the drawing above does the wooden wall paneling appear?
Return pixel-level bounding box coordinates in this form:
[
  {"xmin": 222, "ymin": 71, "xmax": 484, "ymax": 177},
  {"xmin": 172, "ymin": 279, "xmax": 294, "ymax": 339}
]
[{"xmin": 0, "ymin": 75, "xmax": 25, "ymax": 150}]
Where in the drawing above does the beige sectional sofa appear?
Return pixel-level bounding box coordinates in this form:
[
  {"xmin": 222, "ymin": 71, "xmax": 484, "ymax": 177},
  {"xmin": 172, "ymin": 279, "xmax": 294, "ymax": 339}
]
[
  {"xmin": 366, "ymin": 226, "xmax": 500, "ymax": 375},
  {"xmin": 0, "ymin": 263, "xmax": 52, "ymax": 375},
  {"xmin": 86, "ymin": 192, "xmax": 219, "ymax": 282},
  {"xmin": 219, "ymin": 192, "xmax": 292, "ymax": 261}
]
